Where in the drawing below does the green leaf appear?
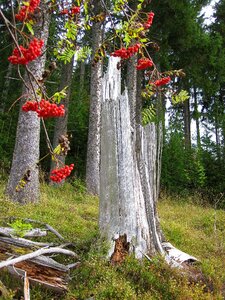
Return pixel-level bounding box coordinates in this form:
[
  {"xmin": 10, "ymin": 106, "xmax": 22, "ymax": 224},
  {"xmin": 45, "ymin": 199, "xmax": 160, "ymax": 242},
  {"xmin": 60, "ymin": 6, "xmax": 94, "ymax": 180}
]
[
  {"xmin": 142, "ymin": 104, "xmax": 156, "ymax": 126},
  {"xmin": 52, "ymin": 86, "xmax": 68, "ymax": 103},
  {"xmin": 26, "ymin": 22, "xmax": 34, "ymax": 35},
  {"xmin": 22, "ymin": 1, "xmax": 29, "ymax": 6},
  {"xmin": 171, "ymin": 90, "xmax": 190, "ymax": 105},
  {"xmin": 76, "ymin": 46, "xmax": 92, "ymax": 62}
]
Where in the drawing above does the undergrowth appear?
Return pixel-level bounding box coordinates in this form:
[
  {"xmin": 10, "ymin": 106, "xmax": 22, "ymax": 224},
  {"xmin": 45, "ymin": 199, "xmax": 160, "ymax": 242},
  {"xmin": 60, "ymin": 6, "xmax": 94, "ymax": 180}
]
[{"xmin": 0, "ymin": 181, "xmax": 224, "ymax": 299}]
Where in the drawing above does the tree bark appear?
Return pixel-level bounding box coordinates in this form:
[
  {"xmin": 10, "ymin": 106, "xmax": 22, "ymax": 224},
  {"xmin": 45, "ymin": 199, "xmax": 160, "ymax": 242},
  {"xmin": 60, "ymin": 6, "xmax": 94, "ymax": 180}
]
[
  {"xmin": 6, "ymin": 1, "xmax": 50, "ymax": 203},
  {"xmin": 100, "ymin": 58, "xmax": 164, "ymax": 259},
  {"xmin": 79, "ymin": 61, "xmax": 86, "ymax": 98},
  {"xmin": 50, "ymin": 59, "xmax": 74, "ymax": 172},
  {"xmin": 85, "ymin": 1, "xmax": 103, "ymax": 195}
]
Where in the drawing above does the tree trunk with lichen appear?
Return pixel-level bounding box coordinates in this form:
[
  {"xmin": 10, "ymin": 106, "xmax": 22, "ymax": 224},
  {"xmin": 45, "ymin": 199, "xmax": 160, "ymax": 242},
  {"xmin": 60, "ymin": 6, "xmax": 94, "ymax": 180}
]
[
  {"xmin": 85, "ymin": 1, "xmax": 103, "ymax": 195},
  {"xmin": 6, "ymin": 1, "xmax": 50, "ymax": 203},
  {"xmin": 99, "ymin": 57, "xmax": 164, "ymax": 261}
]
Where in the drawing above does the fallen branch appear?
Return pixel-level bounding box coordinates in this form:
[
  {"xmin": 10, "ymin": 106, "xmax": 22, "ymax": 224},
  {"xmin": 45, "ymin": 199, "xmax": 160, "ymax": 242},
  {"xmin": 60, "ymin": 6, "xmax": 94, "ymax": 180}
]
[
  {"xmin": 0, "ymin": 247, "xmax": 78, "ymax": 269},
  {"xmin": 23, "ymin": 219, "xmax": 64, "ymax": 240},
  {"xmin": 6, "ymin": 218, "xmax": 65, "ymax": 240},
  {"xmin": 0, "ymin": 227, "xmax": 47, "ymax": 238},
  {"xmin": 0, "ymin": 236, "xmax": 54, "ymax": 247}
]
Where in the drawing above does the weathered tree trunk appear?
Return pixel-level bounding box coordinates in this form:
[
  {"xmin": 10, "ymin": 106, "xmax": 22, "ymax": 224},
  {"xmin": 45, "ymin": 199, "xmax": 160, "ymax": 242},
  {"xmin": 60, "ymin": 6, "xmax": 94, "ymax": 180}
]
[
  {"xmin": 100, "ymin": 57, "xmax": 164, "ymax": 259},
  {"xmin": 99, "ymin": 58, "xmax": 198, "ymax": 265},
  {"xmin": 6, "ymin": 1, "xmax": 50, "ymax": 203},
  {"xmin": 86, "ymin": 1, "xmax": 103, "ymax": 195},
  {"xmin": 50, "ymin": 59, "xmax": 74, "ymax": 172}
]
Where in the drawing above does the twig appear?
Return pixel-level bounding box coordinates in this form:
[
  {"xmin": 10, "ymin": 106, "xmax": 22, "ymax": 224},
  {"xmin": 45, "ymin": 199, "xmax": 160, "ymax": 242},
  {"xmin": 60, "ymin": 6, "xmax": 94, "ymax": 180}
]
[
  {"xmin": 0, "ymin": 247, "xmax": 78, "ymax": 269},
  {"xmin": 45, "ymin": 224, "xmax": 64, "ymax": 240},
  {"xmin": 24, "ymin": 272, "xmax": 30, "ymax": 300},
  {"xmin": 22, "ymin": 218, "xmax": 65, "ymax": 240}
]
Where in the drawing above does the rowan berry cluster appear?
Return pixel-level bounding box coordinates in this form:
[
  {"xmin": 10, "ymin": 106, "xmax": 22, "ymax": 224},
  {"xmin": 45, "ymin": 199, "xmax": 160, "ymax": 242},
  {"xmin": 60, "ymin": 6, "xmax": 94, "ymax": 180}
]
[
  {"xmin": 8, "ymin": 38, "xmax": 44, "ymax": 65},
  {"xmin": 110, "ymin": 43, "xmax": 141, "ymax": 59},
  {"xmin": 60, "ymin": 6, "xmax": 80, "ymax": 15},
  {"xmin": 22, "ymin": 99, "xmax": 65, "ymax": 118},
  {"xmin": 153, "ymin": 76, "xmax": 171, "ymax": 86},
  {"xmin": 136, "ymin": 58, "xmax": 153, "ymax": 70},
  {"xmin": 50, "ymin": 164, "xmax": 74, "ymax": 183},
  {"xmin": 15, "ymin": 0, "xmax": 40, "ymax": 22},
  {"xmin": 143, "ymin": 12, "xmax": 155, "ymax": 30},
  {"xmin": 21, "ymin": 101, "xmax": 38, "ymax": 112}
]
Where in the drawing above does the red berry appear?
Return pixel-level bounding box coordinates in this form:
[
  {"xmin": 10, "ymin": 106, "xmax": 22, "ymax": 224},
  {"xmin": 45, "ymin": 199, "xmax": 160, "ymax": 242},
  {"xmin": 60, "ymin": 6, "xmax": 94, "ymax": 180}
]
[
  {"xmin": 153, "ymin": 76, "xmax": 171, "ymax": 86},
  {"xmin": 15, "ymin": 0, "xmax": 40, "ymax": 22},
  {"xmin": 8, "ymin": 38, "xmax": 44, "ymax": 65},
  {"xmin": 50, "ymin": 164, "xmax": 74, "ymax": 183},
  {"xmin": 136, "ymin": 58, "xmax": 153, "ymax": 70}
]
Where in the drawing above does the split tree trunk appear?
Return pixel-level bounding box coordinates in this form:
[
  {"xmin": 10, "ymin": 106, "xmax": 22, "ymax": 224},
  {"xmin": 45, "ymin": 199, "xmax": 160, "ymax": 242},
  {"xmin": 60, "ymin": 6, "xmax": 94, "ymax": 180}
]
[
  {"xmin": 86, "ymin": 0, "xmax": 103, "ymax": 195},
  {"xmin": 6, "ymin": 1, "xmax": 50, "ymax": 203},
  {"xmin": 99, "ymin": 57, "xmax": 164, "ymax": 259},
  {"xmin": 99, "ymin": 58, "xmax": 198, "ymax": 266}
]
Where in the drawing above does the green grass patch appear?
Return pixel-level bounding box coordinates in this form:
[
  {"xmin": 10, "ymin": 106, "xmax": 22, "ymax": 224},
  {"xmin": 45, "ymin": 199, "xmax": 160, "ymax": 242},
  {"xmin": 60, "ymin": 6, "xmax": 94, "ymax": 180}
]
[{"xmin": 0, "ymin": 182, "xmax": 224, "ymax": 299}]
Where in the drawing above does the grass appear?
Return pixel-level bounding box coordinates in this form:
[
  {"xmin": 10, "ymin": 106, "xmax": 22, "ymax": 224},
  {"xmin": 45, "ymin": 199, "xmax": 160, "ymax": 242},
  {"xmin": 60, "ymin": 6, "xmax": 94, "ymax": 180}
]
[{"xmin": 0, "ymin": 181, "xmax": 224, "ymax": 299}]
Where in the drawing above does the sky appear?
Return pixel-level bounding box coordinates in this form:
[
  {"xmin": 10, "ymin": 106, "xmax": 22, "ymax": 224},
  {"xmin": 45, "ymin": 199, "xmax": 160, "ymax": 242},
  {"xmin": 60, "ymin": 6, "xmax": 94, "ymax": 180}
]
[{"xmin": 201, "ymin": 0, "xmax": 219, "ymax": 25}]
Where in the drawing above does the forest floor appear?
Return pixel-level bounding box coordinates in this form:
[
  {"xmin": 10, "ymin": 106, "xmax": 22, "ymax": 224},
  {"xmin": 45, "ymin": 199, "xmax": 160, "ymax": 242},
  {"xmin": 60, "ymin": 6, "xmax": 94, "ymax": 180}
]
[{"xmin": 0, "ymin": 181, "xmax": 224, "ymax": 299}]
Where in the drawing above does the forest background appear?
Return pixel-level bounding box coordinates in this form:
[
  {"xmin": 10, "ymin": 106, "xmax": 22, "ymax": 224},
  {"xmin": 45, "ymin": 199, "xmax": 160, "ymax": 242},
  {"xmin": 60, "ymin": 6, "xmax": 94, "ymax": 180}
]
[
  {"xmin": 0, "ymin": 0, "xmax": 225, "ymax": 299},
  {"xmin": 0, "ymin": 0, "xmax": 224, "ymax": 207}
]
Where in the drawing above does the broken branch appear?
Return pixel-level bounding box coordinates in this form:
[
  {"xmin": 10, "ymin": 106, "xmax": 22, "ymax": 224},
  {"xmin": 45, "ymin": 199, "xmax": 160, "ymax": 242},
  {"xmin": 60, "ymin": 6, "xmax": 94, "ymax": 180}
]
[{"xmin": 0, "ymin": 247, "xmax": 78, "ymax": 269}]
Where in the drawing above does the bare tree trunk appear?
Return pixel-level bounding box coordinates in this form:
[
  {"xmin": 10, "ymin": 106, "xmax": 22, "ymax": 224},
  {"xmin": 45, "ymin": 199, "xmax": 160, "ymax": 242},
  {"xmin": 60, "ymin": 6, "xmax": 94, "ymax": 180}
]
[
  {"xmin": 79, "ymin": 61, "xmax": 86, "ymax": 98},
  {"xmin": 6, "ymin": 1, "xmax": 50, "ymax": 203},
  {"xmin": 50, "ymin": 59, "xmax": 74, "ymax": 171},
  {"xmin": 183, "ymin": 98, "xmax": 191, "ymax": 148},
  {"xmin": 193, "ymin": 87, "xmax": 201, "ymax": 149},
  {"xmin": 86, "ymin": 1, "xmax": 103, "ymax": 195}
]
